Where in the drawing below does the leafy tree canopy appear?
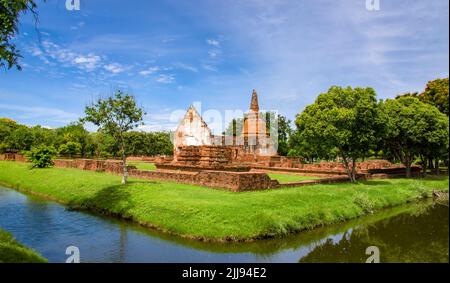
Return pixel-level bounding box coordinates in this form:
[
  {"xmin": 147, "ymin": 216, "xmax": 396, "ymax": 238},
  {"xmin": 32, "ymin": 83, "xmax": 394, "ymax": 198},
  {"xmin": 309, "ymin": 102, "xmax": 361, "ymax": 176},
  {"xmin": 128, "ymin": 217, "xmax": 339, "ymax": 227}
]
[
  {"xmin": 295, "ymin": 86, "xmax": 385, "ymax": 181},
  {"xmin": 381, "ymin": 96, "xmax": 449, "ymax": 177},
  {"xmin": 81, "ymin": 90, "xmax": 145, "ymax": 185},
  {"xmin": 0, "ymin": 0, "xmax": 38, "ymax": 70},
  {"xmin": 419, "ymin": 77, "xmax": 449, "ymax": 116}
]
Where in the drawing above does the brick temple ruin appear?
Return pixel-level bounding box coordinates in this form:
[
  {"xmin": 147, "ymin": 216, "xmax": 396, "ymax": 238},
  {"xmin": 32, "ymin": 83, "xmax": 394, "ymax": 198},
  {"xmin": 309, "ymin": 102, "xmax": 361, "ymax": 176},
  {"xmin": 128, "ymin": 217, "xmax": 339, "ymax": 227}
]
[{"xmin": 167, "ymin": 90, "xmax": 280, "ymax": 171}]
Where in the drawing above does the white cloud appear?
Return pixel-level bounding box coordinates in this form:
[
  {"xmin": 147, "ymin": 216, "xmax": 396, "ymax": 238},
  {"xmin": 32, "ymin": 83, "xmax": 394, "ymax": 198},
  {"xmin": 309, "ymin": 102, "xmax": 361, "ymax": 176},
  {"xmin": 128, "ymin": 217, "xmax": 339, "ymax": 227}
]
[
  {"xmin": 103, "ymin": 63, "xmax": 125, "ymax": 74},
  {"xmin": 202, "ymin": 64, "xmax": 217, "ymax": 72},
  {"xmin": 208, "ymin": 49, "xmax": 221, "ymax": 58},
  {"xmin": 174, "ymin": 63, "xmax": 198, "ymax": 73},
  {"xmin": 139, "ymin": 66, "xmax": 160, "ymax": 76},
  {"xmin": 73, "ymin": 54, "xmax": 101, "ymax": 71},
  {"xmin": 70, "ymin": 21, "xmax": 85, "ymax": 30},
  {"xmin": 206, "ymin": 39, "xmax": 220, "ymax": 47},
  {"xmin": 156, "ymin": 74, "xmax": 175, "ymax": 84},
  {"xmin": 137, "ymin": 123, "xmax": 177, "ymax": 132},
  {"xmin": 38, "ymin": 40, "xmax": 102, "ymax": 71}
]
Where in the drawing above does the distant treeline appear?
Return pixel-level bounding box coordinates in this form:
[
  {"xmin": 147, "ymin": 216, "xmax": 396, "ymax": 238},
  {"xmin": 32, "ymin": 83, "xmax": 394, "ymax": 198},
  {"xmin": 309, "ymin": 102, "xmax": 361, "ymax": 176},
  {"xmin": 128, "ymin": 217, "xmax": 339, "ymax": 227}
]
[{"xmin": 0, "ymin": 118, "xmax": 173, "ymax": 158}]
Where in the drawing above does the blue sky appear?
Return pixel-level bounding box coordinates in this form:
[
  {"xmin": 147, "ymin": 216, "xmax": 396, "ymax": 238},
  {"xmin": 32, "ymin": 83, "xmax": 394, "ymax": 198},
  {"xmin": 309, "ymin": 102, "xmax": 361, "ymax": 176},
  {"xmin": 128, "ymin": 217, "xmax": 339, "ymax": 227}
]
[{"xmin": 0, "ymin": 0, "xmax": 448, "ymax": 132}]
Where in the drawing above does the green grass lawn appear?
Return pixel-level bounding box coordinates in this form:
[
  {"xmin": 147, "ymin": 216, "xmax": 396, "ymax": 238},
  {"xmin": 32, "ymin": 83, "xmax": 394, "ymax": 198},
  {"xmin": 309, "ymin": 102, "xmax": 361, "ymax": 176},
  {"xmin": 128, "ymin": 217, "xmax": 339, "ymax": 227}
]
[
  {"xmin": 0, "ymin": 161, "xmax": 448, "ymax": 241},
  {"xmin": 268, "ymin": 173, "xmax": 321, "ymax": 183},
  {"xmin": 127, "ymin": 161, "xmax": 157, "ymax": 171},
  {"xmin": 0, "ymin": 229, "xmax": 47, "ymax": 263}
]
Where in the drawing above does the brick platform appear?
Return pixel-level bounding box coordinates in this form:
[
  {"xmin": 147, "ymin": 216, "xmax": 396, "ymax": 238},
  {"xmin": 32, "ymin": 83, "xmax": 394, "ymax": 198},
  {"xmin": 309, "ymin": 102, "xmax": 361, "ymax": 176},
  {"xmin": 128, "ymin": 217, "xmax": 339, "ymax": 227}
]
[
  {"xmin": 129, "ymin": 169, "xmax": 279, "ymax": 192},
  {"xmin": 53, "ymin": 159, "xmax": 136, "ymax": 174}
]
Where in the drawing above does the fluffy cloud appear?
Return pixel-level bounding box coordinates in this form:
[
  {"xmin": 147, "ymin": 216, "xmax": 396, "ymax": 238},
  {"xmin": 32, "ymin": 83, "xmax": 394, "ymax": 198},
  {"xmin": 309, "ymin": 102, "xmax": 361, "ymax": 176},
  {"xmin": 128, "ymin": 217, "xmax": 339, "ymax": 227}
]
[
  {"xmin": 73, "ymin": 55, "xmax": 101, "ymax": 71},
  {"xmin": 206, "ymin": 39, "xmax": 220, "ymax": 47},
  {"xmin": 174, "ymin": 63, "xmax": 198, "ymax": 73},
  {"xmin": 36, "ymin": 40, "xmax": 102, "ymax": 71},
  {"xmin": 139, "ymin": 66, "xmax": 160, "ymax": 76},
  {"xmin": 103, "ymin": 63, "xmax": 125, "ymax": 74},
  {"xmin": 156, "ymin": 74, "xmax": 175, "ymax": 84}
]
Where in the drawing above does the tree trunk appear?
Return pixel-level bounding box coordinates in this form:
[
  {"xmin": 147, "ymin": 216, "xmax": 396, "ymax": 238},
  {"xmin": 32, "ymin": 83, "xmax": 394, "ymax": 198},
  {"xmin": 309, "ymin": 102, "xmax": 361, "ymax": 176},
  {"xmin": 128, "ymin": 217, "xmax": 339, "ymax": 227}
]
[
  {"xmin": 428, "ymin": 157, "xmax": 434, "ymax": 170},
  {"xmin": 351, "ymin": 158, "xmax": 357, "ymax": 182},
  {"xmin": 405, "ymin": 164, "xmax": 411, "ymax": 178},
  {"xmin": 420, "ymin": 155, "xmax": 427, "ymax": 177},
  {"xmin": 341, "ymin": 153, "xmax": 355, "ymax": 182},
  {"xmin": 434, "ymin": 159, "xmax": 440, "ymax": 176},
  {"xmin": 121, "ymin": 142, "xmax": 128, "ymax": 185}
]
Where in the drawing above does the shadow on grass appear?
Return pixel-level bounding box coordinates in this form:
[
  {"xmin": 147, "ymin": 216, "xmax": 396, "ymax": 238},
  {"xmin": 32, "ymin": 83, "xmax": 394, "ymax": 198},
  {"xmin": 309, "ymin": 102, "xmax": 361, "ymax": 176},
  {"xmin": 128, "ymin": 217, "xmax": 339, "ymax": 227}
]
[{"xmin": 69, "ymin": 183, "xmax": 137, "ymax": 218}]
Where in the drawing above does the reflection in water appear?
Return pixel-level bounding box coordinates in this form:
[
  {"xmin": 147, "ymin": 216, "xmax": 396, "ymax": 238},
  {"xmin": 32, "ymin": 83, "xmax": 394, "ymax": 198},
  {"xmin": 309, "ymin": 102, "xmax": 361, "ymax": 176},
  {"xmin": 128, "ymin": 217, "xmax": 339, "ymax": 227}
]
[
  {"xmin": 300, "ymin": 202, "xmax": 449, "ymax": 263},
  {"xmin": 0, "ymin": 186, "xmax": 448, "ymax": 263}
]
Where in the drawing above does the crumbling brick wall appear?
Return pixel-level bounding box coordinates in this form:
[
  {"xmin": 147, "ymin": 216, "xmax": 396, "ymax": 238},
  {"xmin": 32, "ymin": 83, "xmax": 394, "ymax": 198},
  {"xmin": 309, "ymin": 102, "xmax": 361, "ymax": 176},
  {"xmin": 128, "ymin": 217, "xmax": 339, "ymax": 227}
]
[
  {"xmin": 128, "ymin": 169, "xmax": 279, "ymax": 192},
  {"xmin": 175, "ymin": 146, "xmax": 233, "ymax": 166}
]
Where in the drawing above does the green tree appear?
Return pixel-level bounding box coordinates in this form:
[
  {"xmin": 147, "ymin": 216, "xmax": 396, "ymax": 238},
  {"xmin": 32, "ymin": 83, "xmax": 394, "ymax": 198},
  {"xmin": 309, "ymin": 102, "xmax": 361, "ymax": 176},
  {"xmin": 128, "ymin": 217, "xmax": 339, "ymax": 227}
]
[
  {"xmin": 81, "ymin": 90, "xmax": 145, "ymax": 185},
  {"xmin": 58, "ymin": 141, "xmax": 81, "ymax": 158},
  {"xmin": 287, "ymin": 130, "xmax": 337, "ymax": 162},
  {"xmin": 419, "ymin": 78, "xmax": 449, "ymax": 116},
  {"xmin": 224, "ymin": 118, "xmax": 244, "ymax": 137},
  {"xmin": 147, "ymin": 131, "xmax": 173, "ymax": 156},
  {"xmin": 124, "ymin": 131, "xmax": 147, "ymax": 156},
  {"xmin": 55, "ymin": 123, "xmax": 90, "ymax": 157},
  {"xmin": 7, "ymin": 125, "xmax": 34, "ymax": 152},
  {"xmin": 275, "ymin": 114, "xmax": 292, "ymax": 156},
  {"xmin": 26, "ymin": 144, "xmax": 56, "ymax": 168},
  {"xmin": 30, "ymin": 125, "xmax": 56, "ymax": 147},
  {"xmin": 381, "ymin": 97, "xmax": 449, "ymax": 177},
  {"xmin": 0, "ymin": 0, "xmax": 39, "ymax": 70},
  {"xmin": 295, "ymin": 86, "xmax": 385, "ymax": 182},
  {"xmin": 0, "ymin": 117, "xmax": 19, "ymax": 152},
  {"xmin": 124, "ymin": 131, "xmax": 173, "ymax": 157}
]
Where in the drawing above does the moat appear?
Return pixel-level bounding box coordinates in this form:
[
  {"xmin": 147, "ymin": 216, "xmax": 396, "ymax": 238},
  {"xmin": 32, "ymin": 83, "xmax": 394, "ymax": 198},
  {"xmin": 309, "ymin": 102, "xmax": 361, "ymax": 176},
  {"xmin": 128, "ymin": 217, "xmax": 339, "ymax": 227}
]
[{"xmin": 0, "ymin": 186, "xmax": 448, "ymax": 263}]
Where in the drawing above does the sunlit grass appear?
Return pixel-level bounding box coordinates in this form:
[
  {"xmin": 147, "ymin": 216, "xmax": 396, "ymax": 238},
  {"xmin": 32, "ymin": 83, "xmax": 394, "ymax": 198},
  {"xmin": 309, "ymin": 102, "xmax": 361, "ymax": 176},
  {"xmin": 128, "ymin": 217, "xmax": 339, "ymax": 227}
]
[
  {"xmin": 127, "ymin": 161, "xmax": 157, "ymax": 171},
  {"xmin": 0, "ymin": 161, "xmax": 447, "ymax": 241}
]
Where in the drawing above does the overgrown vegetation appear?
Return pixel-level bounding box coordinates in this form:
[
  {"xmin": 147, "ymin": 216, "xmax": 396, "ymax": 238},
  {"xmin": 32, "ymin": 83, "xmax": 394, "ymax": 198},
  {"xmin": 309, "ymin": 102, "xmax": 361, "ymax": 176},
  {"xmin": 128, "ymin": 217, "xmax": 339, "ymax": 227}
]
[
  {"xmin": 25, "ymin": 145, "xmax": 56, "ymax": 168},
  {"xmin": 0, "ymin": 228, "xmax": 47, "ymax": 263},
  {"xmin": 0, "ymin": 118, "xmax": 173, "ymax": 158},
  {"xmin": 0, "ymin": 161, "xmax": 447, "ymax": 241}
]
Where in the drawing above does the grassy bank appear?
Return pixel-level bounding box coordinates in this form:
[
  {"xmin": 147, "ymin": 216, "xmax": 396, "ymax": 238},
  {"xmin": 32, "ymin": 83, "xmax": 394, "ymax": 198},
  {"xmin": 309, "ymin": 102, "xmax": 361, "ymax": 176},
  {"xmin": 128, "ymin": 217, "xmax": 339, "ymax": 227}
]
[
  {"xmin": 0, "ymin": 229, "xmax": 47, "ymax": 263},
  {"xmin": 127, "ymin": 161, "xmax": 156, "ymax": 171},
  {"xmin": 0, "ymin": 161, "xmax": 448, "ymax": 241}
]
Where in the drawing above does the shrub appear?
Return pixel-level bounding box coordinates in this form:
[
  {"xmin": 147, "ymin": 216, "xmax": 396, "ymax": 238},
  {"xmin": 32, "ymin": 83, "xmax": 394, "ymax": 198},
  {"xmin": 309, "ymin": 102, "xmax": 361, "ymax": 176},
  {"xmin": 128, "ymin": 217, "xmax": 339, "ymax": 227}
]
[
  {"xmin": 26, "ymin": 145, "xmax": 57, "ymax": 168},
  {"xmin": 411, "ymin": 181, "xmax": 429, "ymax": 199},
  {"xmin": 353, "ymin": 192, "xmax": 375, "ymax": 214}
]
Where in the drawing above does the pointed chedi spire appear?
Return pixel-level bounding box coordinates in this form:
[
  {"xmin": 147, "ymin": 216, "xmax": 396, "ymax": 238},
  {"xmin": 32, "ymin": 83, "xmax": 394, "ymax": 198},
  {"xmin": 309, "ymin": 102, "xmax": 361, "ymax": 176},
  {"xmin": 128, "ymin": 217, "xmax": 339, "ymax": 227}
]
[{"xmin": 250, "ymin": 89, "xmax": 259, "ymax": 112}]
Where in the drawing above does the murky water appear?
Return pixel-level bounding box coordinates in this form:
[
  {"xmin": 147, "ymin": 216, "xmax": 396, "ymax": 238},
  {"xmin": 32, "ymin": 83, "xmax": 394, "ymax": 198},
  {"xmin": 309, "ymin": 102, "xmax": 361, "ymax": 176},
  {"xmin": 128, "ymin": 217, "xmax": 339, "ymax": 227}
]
[{"xmin": 0, "ymin": 186, "xmax": 448, "ymax": 263}]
